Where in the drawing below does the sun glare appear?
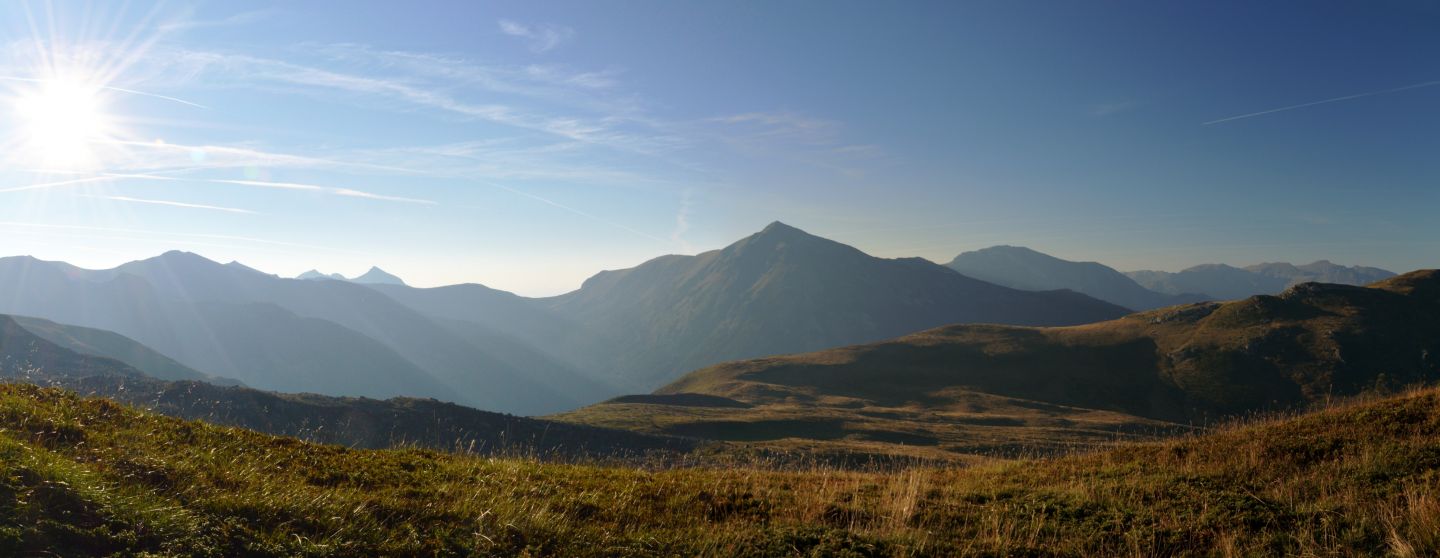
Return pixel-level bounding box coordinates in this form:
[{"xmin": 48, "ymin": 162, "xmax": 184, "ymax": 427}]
[{"xmin": 10, "ymin": 76, "xmax": 114, "ymax": 170}]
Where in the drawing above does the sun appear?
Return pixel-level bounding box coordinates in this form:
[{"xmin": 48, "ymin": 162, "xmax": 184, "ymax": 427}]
[{"xmin": 10, "ymin": 75, "xmax": 115, "ymax": 170}]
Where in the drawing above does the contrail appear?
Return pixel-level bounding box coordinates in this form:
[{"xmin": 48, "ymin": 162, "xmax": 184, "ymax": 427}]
[
  {"xmin": 0, "ymin": 76, "xmax": 208, "ymax": 109},
  {"xmin": 80, "ymin": 194, "xmax": 256, "ymax": 214},
  {"xmin": 0, "ymin": 173, "xmax": 178, "ymax": 193},
  {"xmin": 1203, "ymin": 80, "xmax": 1440, "ymax": 125}
]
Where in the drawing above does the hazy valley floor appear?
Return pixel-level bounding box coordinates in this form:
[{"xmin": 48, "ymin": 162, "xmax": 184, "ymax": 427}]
[{"xmin": 2, "ymin": 383, "xmax": 1439, "ymax": 557}]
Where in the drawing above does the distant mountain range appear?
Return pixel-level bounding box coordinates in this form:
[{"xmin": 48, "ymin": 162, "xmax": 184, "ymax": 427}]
[
  {"xmin": 0, "ymin": 221, "xmax": 1403, "ymax": 418},
  {"xmin": 359, "ymin": 222, "xmax": 1135, "ymax": 393},
  {"xmin": 558, "ymin": 271, "xmax": 1440, "ymax": 452},
  {"xmin": 0, "ymin": 313, "xmax": 687, "ymax": 458},
  {"xmin": 0, "ymin": 253, "xmax": 603, "ymax": 415},
  {"xmin": 946, "ymin": 245, "xmax": 1209, "ymax": 310},
  {"xmin": 297, "ymin": 266, "xmax": 407, "ymax": 285},
  {"xmin": 1127, "ymin": 261, "xmax": 1394, "ymax": 300}
]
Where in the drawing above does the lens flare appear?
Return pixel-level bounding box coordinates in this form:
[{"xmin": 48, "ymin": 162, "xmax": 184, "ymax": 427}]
[{"xmin": 10, "ymin": 75, "xmax": 114, "ymax": 170}]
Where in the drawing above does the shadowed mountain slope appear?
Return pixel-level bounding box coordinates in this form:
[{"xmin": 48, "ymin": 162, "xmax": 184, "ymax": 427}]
[
  {"xmin": 0, "ymin": 314, "xmax": 687, "ymax": 457},
  {"xmin": 559, "ymin": 271, "xmax": 1440, "ymax": 454},
  {"xmin": 659, "ymin": 270, "xmax": 1440, "ymax": 422},
  {"xmin": 946, "ymin": 245, "xmax": 1208, "ymax": 310},
  {"xmin": 539, "ymin": 222, "xmax": 1129, "ymax": 390},
  {"xmin": 9, "ymin": 315, "xmax": 234, "ymax": 385}
]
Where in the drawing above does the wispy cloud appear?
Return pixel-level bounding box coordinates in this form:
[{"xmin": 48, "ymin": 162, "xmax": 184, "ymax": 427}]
[
  {"xmin": 0, "ymin": 175, "xmax": 119, "ymax": 193},
  {"xmin": 498, "ymin": 20, "xmax": 575, "ymax": 53},
  {"xmin": 1089, "ymin": 100, "xmax": 1135, "ymax": 117},
  {"xmin": 463, "ymin": 178, "xmax": 668, "ymax": 243},
  {"xmin": 703, "ymin": 111, "xmax": 886, "ymax": 177},
  {"xmin": 157, "ymin": 9, "xmax": 275, "ymax": 33},
  {"xmin": 206, "ymin": 179, "xmax": 437, "ymax": 205},
  {"xmin": 157, "ymin": 48, "xmax": 677, "ymax": 153},
  {"xmin": 1204, "ymin": 80, "xmax": 1440, "ymax": 125},
  {"xmin": 0, "ymin": 221, "xmax": 337, "ymax": 251},
  {"xmin": 670, "ymin": 189, "xmax": 694, "ymax": 251},
  {"xmin": 0, "ymin": 167, "xmax": 435, "ymax": 206},
  {"xmin": 0, "ymin": 76, "xmax": 208, "ymax": 109},
  {"xmin": 80, "ymin": 194, "xmax": 257, "ymax": 214}
]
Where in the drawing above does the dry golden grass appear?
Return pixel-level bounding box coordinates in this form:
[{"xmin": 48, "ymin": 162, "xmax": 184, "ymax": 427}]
[{"xmin": 3, "ymin": 383, "xmax": 1440, "ymax": 556}]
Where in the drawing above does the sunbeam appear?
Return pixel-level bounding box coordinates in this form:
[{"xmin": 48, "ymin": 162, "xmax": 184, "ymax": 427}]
[{"xmin": 8, "ymin": 74, "xmax": 115, "ymax": 169}]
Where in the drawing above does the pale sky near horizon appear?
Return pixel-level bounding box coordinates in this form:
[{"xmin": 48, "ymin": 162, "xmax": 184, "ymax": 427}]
[{"xmin": 0, "ymin": 1, "xmax": 1436, "ymax": 295}]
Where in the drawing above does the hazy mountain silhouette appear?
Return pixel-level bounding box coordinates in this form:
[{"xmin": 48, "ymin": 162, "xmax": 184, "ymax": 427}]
[
  {"xmin": 1, "ymin": 314, "xmax": 151, "ymax": 381},
  {"xmin": 0, "ymin": 313, "xmax": 687, "ymax": 457},
  {"xmin": 1245, "ymin": 261, "xmax": 1394, "ymax": 287},
  {"xmin": 1127, "ymin": 261, "xmax": 1394, "ymax": 300},
  {"xmin": 536, "ymin": 222, "xmax": 1129, "ymax": 389},
  {"xmin": 297, "ymin": 270, "xmax": 346, "ymax": 281},
  {"xmin": 9, "ymin": 315, "xmax": 236, "ymax": 385},
  {"xmin": 0, "ymin": 253, "xmax": 606, "ymax": 414},
  {"xmin": 1127, "ymin": 264, "xmax": 1290, "ymax": 300},
  {"xmin": 623, "ymin": 271, "xmax": 1440, "ymax": 432},
  {"xmin": 296, "ymin": 266, "xmax": 407, "ymax": 285},
  {"xmin": 946, "ymin": 246, "xmax": 1208, "ymax": 310},
  {"xmin": 352, "ymin": 266, "xmax": 406, "ymax": 285}
]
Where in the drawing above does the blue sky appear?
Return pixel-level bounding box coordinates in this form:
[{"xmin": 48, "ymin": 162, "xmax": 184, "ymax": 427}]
[{"xmin": 0, "ymin": 1, "xmax": 1436, "ymax": 295}]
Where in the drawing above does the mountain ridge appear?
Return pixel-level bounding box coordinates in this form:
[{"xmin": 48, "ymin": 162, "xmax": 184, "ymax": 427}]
[
  {"xmin": 1127, "ymin": 260, "xmax": 1395, "ymax": 299},
  {"xmin": 557, "ymin": 270, "xmax": 1440, "ymax": 453},
  {"xmin": 946, "ymin": 245, "xmax": 1208, "ymax": 310},
  {"xmin": 538, "ymin": 221, "xmax": 1130, "ymax": 389}
]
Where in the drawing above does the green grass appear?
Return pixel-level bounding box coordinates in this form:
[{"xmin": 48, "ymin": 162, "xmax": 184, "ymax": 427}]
[{"xmin": 3, "ymin": 383, "xmax": 1440, "ymax": 556}]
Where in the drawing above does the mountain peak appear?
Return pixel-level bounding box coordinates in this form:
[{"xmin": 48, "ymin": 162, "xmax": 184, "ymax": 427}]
[
  {"xmin": 758, "ymin": 221, "xmax": 806, "ymax": 237},
  {"xmin": 352, "ymin": 266, "xmax": 406, "ymax": 286},
  {"xmin": 296, "ymin": 270, "xmax": 342, "ymax": 281},
  {"xmin": 135, "ymin": 250, "xmax": 224, "ymax": 271}
]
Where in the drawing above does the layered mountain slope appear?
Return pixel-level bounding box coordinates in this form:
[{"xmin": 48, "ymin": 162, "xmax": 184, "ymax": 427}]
[
  {"xmin": 116, "ymin": 252, "xmax": 606, "ymax": 412},
  {"xmin": 946, "ymin": 245, "xmax": 1207, "ymax": 310},
  {"xmin": 541, "ymin": 222, "xmax": 1129, "ymax": 389},
  {"xmin": 9, "ymin": 315, "xmax": 232, "ymax": 384},
  {"xmin": 0, "ymin": 314, "xmax": 686, "ymax": 457},
  {"xmin": 657, "ymin": 270, "xmax": 1440, "ymax": 422},
  {"xmin": 0, "ymin": 253, "xmax": 603, "ymax": 414},
  {"xmin": 0, "ymin": 315, "xmax": 148, "ymax": 381},
  {"xmin": 560, "ymin": 271, "xmax": 1440, "ymax": 453},
  {"xmin": 1127, "ymin": 261, "xmax": 1394, "ymax": 300}
]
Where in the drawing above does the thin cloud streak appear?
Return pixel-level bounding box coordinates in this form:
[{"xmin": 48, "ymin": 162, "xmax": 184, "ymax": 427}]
[
  {"xmin": 0, "ymin": 175, "xmax": 116, "ymax": 193},
  {"xmin": 466, "ymin": 178, "xmax": 668, "ymax": 243},
  {"xmin": 81, "ymin": 194, "xmax": 257, "ymax": 214},
  {"xmin": 1204, "ymin": 80, "xmax": 1440, "ymax": 125},
  {"xmin": 0, "ymin": 220, "xmax": 339, "ymax": 252},
  {"xmin": 0, "ymin": 75, "xmax": 209, "ymax": 109},
  {"xmin": 210, "ymin": 179, "xmax": 437, "ymax": 205}
]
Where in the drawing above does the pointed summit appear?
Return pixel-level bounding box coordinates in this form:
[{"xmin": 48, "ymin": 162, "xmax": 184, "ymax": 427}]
[
  {"xmin": 351, "ymin": 266, "xmax": 406, "ymax": 286},
  {"xmin": 756, "ymin": 221, "xmax": 808, "ymax": 238}
]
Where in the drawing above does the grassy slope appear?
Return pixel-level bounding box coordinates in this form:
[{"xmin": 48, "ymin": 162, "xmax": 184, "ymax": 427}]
[
  {"xmin": 555, "ymin": 271, "xmax": 1440, "ymax": 459},
  {"xmin": 3, "ymin": 383, "xmax": 1440, "ymax": 556},
  {"xmin": 660, "ymin": 270, "xmax": 1440, "ymax": 421},
  {"xmin": 552, "ymin": 390, "xmax": 1186, "ymax": 464}
]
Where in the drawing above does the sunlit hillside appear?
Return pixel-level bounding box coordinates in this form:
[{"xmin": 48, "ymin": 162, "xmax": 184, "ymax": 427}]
[{"xmin": 4, "ymin": 383, "xmax": 1440, "ymax": 556}]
